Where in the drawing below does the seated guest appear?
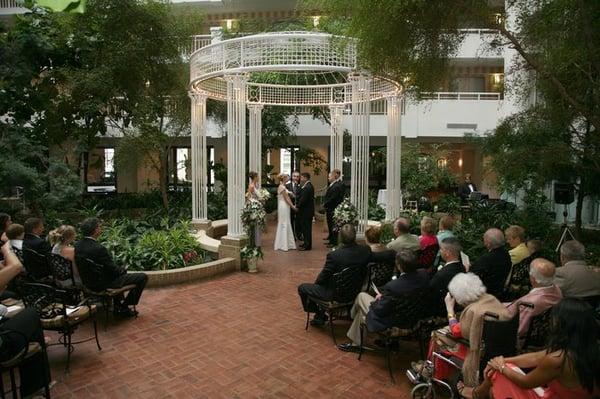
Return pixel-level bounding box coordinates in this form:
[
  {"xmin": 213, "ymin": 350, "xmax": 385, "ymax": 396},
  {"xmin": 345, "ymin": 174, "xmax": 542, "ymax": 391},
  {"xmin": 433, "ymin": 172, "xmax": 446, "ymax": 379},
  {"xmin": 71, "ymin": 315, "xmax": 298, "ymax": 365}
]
[
  {"xmin": 6, "ymin": 223, "xmax": 24, "ymax": 250},
  {"xmin": 505, "ymin": 258, "xmax": 562, "ymax": 338},
  {"xmin": 75, "ymin": 218, "xmax": 148, "ymax": 317},
  {"xmin": 457, "ymin": 298, "xmax": 599, "ymax": 399},
  {"xmin": 0, "ymin": 243, "xmax": 52, "ymax": 397},
  {"xmin": 554, "ymin": 240, "xmax": 600, "ymax": 298},
  {"xmin": 23, "ymin": 217, "xmax": 51, "ymax": 255},
  {"xmin": 298, "ymin": 224, "xmax": 373, "ymax": 326},
  {"xmin": 0, "ymin": 213, "xmax": 11, "ymax": 244},
  {"xmin": 22, "ymin": 218, "xmax": 52, "ymax": 279},
  {"xmin": 505, "ymin": 225, "xmax": 529, "ymax": 266},
  {"xmin": 420, "ymin": 273, "xmax": 510, "ymax": 387},
  {"xmin": 470, "ymin": 228, "xmax": 512, "ymax": 298},
  {"xmin": 386, "ymin": 217, "xmax": 420, "ymax": 253},
  {"xmin": 365, "ymin": 226, "xmax": 386, "ymax": 253},
  {"xmin": 337, "ymin": 249, "xmax": 429, "ymax": 352},
  {"xmin": 48, "ymin": 225, "xmax": 81, "ymax": 285},
  {"xmin": 436, "ymin": 215, "xmax": 455, "ymax": 243},
  {"xmin": 525, "ymin": 239, "xmax": 543, "ymax": 259},
  {"xmin": 430, "ymin": 237, "xmax": 465, "ymax": 304},
  {"xmin": 418, "ymin": 216, "xmax": 439, "ymax": 268}
]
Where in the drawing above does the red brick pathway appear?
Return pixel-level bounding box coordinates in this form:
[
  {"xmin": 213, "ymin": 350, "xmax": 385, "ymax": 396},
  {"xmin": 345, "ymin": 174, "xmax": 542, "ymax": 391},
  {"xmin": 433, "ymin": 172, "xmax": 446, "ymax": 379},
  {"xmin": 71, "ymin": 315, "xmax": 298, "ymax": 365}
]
[{"xmin": 46, "ymin": 220, "xmax": 418, "ymax": 398}]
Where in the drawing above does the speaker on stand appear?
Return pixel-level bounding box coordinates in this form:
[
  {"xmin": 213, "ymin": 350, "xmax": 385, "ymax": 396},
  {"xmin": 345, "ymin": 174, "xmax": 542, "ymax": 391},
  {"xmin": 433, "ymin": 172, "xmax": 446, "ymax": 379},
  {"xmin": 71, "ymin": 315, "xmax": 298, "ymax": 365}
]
[{"xmin": 554, "ymin": 182, "xmax": 576, "ymax": 252}]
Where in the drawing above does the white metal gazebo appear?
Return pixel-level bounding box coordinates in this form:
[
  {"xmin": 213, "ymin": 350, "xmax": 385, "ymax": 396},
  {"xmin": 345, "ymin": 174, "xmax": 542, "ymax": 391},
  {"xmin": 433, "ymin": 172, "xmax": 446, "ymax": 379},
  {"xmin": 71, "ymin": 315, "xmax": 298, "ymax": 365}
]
[{"xmin": 188, "ymin": 30, "xmax": 403, "ymax": 244}]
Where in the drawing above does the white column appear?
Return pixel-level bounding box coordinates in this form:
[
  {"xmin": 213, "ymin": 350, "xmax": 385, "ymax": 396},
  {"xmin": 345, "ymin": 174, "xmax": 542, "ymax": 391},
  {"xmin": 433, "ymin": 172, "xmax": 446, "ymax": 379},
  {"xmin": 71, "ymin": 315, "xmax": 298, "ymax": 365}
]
[
  {"xmin": 349, "ymin": 73, "xmax": 371, "ymax": 238},
  {"xmin": 225, "ymin": 74, "xmax": 248, "ymax": 238},
  {"xmin": 248, "ymin": 104, "xmax": 263, "ymax": 186},
  {"xmin": 329, "ymin": 105, "xmax": 344, "ymax": 172},
  {"xmin": 385, "ymin": 94, "xmax": 403, "ymax": 221},
  {"xmin": 189, "ymin": 90, "xmax": 208, "ymax": 223}
]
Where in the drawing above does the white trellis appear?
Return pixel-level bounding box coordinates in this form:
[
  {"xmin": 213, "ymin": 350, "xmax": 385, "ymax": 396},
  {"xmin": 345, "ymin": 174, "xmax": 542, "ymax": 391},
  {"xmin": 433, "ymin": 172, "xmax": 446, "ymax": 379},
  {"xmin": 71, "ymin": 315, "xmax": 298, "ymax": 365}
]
[{"xmin": 189, "ymin": 31, "xmax": 403, "ymax": 240}]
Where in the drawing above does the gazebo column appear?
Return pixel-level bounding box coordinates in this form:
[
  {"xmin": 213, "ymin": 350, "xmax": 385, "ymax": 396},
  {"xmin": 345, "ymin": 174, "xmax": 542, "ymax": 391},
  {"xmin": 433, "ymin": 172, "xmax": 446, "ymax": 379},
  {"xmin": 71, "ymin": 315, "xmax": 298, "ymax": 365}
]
[
  {"xmin": 385, "ymin": 94, "xmax": 403, "ymax": 221},
  {"xmin": 219, "ymin": 74, "xmax": 249, "ymax": 270},
  {"xmin": 349, "ymin": 73, "xmax": 371, "ymax": 238},
  {"xmin": 329, "ymin": 104, "xmax": 344, "ymax": 173},
  {"xmin": 248, "ymin": 104, "xmax": 264, "ymax": 186},
  {"xmin": 189, "ymin": 90, "xmax": 210, "ymax": 230}
]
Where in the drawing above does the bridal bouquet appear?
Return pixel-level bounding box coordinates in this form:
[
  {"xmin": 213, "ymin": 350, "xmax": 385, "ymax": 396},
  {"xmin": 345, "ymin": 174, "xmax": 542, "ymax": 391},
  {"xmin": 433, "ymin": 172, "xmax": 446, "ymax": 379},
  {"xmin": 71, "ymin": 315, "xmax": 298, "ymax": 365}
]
[
  {"xmin": 333, "ymin": 197, "xmax": 358, "ymax": 232},
  {"xmin": 255, "ymin": 188, "xmax": 271, "ymax": 203}
]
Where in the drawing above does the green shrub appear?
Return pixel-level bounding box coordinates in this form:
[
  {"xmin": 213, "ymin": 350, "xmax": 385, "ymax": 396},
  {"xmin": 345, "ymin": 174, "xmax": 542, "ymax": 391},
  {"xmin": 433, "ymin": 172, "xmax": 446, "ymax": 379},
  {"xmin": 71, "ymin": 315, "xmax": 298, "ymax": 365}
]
[
  {"xmin": 100, "ymin": 218, "xmax": 205, "ymax": 271},
  {"xmin": 368, "ymin": 190, "xmax": 385, "ymax": 222}
]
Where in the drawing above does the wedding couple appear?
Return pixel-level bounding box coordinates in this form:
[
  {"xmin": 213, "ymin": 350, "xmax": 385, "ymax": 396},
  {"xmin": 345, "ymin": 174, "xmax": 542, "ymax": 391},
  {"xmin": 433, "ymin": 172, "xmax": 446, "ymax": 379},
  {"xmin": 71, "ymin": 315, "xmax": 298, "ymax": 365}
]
[{"xmin": 274, "ymin": 172, "xmax": 314, "ymax": 252}]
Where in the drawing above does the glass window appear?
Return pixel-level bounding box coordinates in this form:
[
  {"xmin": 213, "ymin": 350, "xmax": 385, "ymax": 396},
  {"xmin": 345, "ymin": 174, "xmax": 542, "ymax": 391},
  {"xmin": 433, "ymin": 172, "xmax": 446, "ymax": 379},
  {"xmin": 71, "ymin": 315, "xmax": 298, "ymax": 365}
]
[{"xmin": 87, "ymin": 147, "xmax": 116, "ymax": 193}]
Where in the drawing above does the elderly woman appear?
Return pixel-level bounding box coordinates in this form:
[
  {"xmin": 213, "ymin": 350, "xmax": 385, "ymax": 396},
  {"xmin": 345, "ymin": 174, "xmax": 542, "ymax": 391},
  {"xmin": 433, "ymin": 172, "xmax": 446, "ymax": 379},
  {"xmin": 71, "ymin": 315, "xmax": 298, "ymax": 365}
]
[
  {"xmin": 458, "ymin": 298, "xmax": 599, "ymax": 398},
  {"xmin": 418, "ymin": 273, "xmax": 510, "ymax": 386}
]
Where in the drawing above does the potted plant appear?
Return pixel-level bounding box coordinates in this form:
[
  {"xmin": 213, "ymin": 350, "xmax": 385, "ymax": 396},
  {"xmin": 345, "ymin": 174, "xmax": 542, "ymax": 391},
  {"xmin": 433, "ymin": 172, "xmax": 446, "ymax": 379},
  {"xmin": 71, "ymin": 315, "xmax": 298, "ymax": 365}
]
[{"xmin": 240, "ymin": 198, "xmax": 267, "ymax": 273}]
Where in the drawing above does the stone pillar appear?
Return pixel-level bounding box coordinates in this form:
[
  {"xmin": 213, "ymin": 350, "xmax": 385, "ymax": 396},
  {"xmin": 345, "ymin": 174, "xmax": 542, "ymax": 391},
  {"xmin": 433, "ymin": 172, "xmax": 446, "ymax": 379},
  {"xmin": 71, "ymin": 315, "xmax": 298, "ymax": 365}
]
[
  {"xmin": 329, "ymin": 104, "xmax": 344, "ymax": 173},
  {"xmin": 248, "ymin": 104, "xmax": 263, "ymax": 186},
  {"xmin": 225, "ymin": 74, "xmax": 248, "ymax": 238},
  {"xmin": 189, "ymin": 90, "xmax": 210, "ymax": 228},
  {"xmin": 385, "ymin": 94, "xmax": 403, "ymax": 221},
  {"xmin": 349, "ymin": 73, "xmax": 371, "ymax": 238}
]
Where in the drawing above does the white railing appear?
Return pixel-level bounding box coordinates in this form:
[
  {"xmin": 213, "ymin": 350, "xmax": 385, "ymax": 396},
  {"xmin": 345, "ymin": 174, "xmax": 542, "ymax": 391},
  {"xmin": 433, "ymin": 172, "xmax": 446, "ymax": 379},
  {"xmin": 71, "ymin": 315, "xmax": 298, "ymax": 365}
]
[
  {"xmin": 0, "ymin": 0, "xmax": 21, "ymax": 8},
  {"xmin": 191, "ymin": 35, "xmax": 212, "ymax": 53},
  {"xmin": 458, "ymin": 28, "xmax": 499, "ymax": 35},
  {"xmin": 421, "ymin": 92, "xmax": 502, "ymax": 101}
]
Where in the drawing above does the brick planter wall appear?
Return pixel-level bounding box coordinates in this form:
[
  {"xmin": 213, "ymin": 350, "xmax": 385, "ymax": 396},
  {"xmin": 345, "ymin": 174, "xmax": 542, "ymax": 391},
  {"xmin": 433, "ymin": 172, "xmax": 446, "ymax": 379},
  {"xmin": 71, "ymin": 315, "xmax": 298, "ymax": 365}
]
[{"xmin": 134, "ymin": 257, "xmax": 237, "ymax": 288}]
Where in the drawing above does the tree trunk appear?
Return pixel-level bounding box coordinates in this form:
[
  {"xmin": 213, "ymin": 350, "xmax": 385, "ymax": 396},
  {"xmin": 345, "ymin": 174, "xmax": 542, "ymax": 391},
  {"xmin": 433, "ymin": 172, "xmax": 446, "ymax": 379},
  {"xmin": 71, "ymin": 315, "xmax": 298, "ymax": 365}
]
[{"xmin": 159, "ymin": 150, "xmax": 169, "ymax": 210}]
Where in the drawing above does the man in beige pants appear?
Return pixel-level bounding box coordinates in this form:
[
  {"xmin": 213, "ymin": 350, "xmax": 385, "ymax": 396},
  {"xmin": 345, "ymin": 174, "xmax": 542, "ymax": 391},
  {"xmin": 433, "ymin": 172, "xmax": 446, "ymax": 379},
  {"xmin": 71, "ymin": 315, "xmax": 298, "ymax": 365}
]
[{"xmin": 338, "ymin": 249, "xmax": 430, "ymax": 352}]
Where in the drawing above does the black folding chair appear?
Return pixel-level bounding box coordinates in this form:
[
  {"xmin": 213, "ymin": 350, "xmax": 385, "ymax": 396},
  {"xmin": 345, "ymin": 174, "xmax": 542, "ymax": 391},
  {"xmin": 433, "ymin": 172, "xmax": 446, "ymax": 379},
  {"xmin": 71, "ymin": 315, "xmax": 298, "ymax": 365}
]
[{"xmin": 305, "ymin": 266, "xmax": 367, "ymax": 345}]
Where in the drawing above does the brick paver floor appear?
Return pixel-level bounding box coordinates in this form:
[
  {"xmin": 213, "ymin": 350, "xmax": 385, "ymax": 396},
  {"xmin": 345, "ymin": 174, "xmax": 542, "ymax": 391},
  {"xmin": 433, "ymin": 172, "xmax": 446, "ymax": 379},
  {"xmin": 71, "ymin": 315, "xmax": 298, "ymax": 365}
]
[{"xmin": 45, "ymin": 220, "xmax": 420, "ymax": 398}]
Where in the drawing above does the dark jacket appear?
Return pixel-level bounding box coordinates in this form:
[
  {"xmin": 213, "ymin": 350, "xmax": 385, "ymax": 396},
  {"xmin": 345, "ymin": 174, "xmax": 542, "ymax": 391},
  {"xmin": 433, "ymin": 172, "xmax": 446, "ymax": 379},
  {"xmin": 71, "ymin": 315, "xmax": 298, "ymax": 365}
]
[
  {"xmin": 285, "ymin": 181, "xmax": 300, "ymax": 205},
  {"xmin": 315, "ymin": 244, "xmax": 372, "ymax": 291},
  {"xmin": 323, "ymin": 180, "xmax": 345, "ymax": 212},
  {"xmin": 470, "ymin": 247, "xmax": 512, "ymax": 298},
  {"xmin": 429, "ymin": 261, "xmax": 466, "ymax": 302},
  {"xmin": 297, "ymin": 181, "xmax": 315, "ymax": 218},
  {"xmin": 366, "ymin": 269, "xmax": 430, "ymax": 331},
  {"xmin": 74, "ymin": 237, "xmax": 125, "ymax": 291},
  {"xmin": 22, "ymin": 233, "xmax": 52, "ymax": 279},
  {"xmin": 458, "ymin": 182, "xmax": 477, "ymax": 201}
]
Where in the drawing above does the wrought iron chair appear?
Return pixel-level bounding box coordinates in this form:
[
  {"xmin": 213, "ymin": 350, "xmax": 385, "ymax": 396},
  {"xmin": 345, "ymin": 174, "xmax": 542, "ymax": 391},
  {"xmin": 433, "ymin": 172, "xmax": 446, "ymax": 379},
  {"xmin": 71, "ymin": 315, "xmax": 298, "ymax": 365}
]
[
  {"xmin": 18, "ymin": 282, "xmax": 101, "ymax": 372},
  {"xmin": 503, "ymin": 257, "xmax": 534, "ymax": 301},
  {"xmin": 22, "ymin": 248, "xmax": 52, "ymax": 282},
  {"xmin": 410, "ymin": 309, "xmax": 522, "ymax": 398},
  {"xmin": 47, "ymin": 253, "xmax": 83, "ymax": 306},
  {"xmin": 367, "ymin": 261, "xmax": 396, "ymax": 289},
  {"xmin": 357, "ymin": 288, "xmax": 434, "ymax": 383},
  {"xmin": 521, "ymin": 307, "xmax": 552, "ymax": 352},
  {"xmin": 75, "ymin": 257, "xmax": 137, "ymax": 327},
  {"xmin": 305, "ymin": 266, "xmax": 367, "ymax": 345},
  {"xmin": 0, "ymin": 329, "xmax": 51, "ymax": 398}
]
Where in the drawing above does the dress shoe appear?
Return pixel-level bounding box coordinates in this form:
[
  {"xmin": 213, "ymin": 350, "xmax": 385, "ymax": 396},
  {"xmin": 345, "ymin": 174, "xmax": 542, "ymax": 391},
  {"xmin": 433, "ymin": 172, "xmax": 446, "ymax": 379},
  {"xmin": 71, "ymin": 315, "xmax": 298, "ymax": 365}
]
[
  {"xmin": 114, "ymin": 307, "xmax": 138, "ymax": 318},
  {"xmin": 337, "ymin": 343, "xmax": 361, "ymax": 353}
]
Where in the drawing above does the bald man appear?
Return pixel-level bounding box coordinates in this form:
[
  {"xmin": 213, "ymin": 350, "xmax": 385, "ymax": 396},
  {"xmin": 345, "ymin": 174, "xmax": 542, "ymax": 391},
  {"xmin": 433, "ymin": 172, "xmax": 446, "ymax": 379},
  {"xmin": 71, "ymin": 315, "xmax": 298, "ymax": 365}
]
[
  {"xmin": 386, "ymin": 217, "xmax": 420, "ymax": 253},
  {"xmin": 470, "ymin": 228, "xmax": 512, "ymax": 298},
  {"xmin": 505, "ymin": 258, "xmax": 562, "ymax": 337}
]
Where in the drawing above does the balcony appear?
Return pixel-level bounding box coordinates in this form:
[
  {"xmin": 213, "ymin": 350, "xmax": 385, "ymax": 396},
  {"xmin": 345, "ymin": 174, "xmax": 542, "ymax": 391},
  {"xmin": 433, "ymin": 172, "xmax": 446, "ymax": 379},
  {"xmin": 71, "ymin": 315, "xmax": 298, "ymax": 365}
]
[{"xmin": 456, "ymin": 29, "xmax": 503, "ymax": 59}]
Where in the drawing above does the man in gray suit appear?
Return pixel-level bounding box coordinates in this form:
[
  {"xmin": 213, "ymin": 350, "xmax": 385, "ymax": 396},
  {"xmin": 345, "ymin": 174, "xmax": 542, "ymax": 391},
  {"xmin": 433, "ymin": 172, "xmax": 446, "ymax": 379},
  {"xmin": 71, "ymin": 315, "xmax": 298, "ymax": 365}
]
[{"xmin": 554, "ymin": 240, "xmax": 600, "ymax": 298}]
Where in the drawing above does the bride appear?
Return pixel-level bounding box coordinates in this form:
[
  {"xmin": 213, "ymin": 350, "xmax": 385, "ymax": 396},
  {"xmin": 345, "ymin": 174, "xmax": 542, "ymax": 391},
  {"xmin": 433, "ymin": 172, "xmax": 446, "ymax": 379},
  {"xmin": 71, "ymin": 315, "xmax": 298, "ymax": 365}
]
[{"xmin": 274, "ymin": 173, "xmax": 297, "ymax": 251}]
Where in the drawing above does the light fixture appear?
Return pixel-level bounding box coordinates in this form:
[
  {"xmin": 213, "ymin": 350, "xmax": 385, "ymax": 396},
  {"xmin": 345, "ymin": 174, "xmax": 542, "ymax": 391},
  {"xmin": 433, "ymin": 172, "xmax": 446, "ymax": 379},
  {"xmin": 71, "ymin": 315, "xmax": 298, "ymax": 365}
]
[
  {"xmin": 225, "ymin": 19, "xmax": 233, "ymax": 30},
  {"xmin": 493, "ymin": 73, "xmax": 503, "ymax": 85},
  {"xmin": 312, "ymin": 16, "xmax": 321, "ymax": 28},
  {"xmin": 458, "ymin": 158, "xmax": 463, "ymax": 168},
  {"xmin": 437, "ymin": 158, "xmax": 447, "ymax": 168}
]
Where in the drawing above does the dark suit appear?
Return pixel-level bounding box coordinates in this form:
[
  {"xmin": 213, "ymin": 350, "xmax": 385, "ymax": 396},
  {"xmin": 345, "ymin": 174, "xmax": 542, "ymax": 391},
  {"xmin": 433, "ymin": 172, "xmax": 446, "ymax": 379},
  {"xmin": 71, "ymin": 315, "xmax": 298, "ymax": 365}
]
[
  {"xmin": 470, "ymin": 247, "xmax": 512, "ymax": 298},
  {"xmin": 22, "ymin": 233, "xmax": 52, "ymax": 279},
  {"xmin": 366, "ymin": 269, "xmax": 430, "ymax": 332},
  {"xmin": 285, "ymin": 180, "xmax": 301, "ymax": 239},
  {"xmin": 429, "ymin": 261, "xmax": 465, "ymax": 305},
  {"xmin": 75, "ymin": 237, "xmax": 148, "ymax": 306},
  {"xmin": 458, "ymin": 182, "xmax": 477, "ymax": 202},
  {"xmin": 298, "ymin": 244, "xmax": 372, "ymax": 313},
  {"xmin": 323, "ymin": 180, "xmax": 345, "ymax": 245},
  {"xmin": 296, "ymin": 181, "xmax": 315, "ymax": 249}
]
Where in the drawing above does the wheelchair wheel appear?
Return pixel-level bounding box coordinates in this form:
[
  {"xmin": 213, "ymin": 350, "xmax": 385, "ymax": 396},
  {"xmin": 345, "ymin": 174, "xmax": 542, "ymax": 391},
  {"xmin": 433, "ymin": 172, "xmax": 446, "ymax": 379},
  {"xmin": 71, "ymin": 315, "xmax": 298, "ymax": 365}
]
[{"xmin": 411, "ymin": 383, "xmax": 435, "ymax": 399}]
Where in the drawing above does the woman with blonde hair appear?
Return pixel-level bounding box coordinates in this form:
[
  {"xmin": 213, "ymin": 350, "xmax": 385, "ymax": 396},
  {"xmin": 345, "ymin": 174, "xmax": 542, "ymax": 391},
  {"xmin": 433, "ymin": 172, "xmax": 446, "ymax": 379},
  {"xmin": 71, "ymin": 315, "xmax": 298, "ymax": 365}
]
[
  {"xmin": 48, "ymin": 225, "xmax": 80, "ymax": 284},
  {"xmin": 274, "ymin": 173, "xmax": 297, "ymax": 251}
]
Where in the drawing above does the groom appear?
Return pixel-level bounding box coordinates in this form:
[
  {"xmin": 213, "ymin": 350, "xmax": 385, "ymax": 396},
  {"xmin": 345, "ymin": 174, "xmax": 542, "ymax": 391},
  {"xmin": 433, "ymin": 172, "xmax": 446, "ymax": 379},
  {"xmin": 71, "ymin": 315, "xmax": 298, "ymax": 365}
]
[{"xmin": 295, "ymin": 172, "xmax": 315, "ymax": 251}]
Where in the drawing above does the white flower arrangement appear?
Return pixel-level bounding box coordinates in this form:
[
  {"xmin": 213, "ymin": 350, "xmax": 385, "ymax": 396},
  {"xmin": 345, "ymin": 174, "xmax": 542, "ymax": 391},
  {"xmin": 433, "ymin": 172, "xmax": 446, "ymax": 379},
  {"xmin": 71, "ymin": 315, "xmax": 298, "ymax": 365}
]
[
  {"xmin": 333, "ymin": 197, "xmax": 358, "ymax": 231},
  {"xmin": 255, "ymin": 188, "xmax": 271, "ymax": 203},
  {"xmin": 241, "ymin": 198, "xmax": 266, "ymax": 259}
]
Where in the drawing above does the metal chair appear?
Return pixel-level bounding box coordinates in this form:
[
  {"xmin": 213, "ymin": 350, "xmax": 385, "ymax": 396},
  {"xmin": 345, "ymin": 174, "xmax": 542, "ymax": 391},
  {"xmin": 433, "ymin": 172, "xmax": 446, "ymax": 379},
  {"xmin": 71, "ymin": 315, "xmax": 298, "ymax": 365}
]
[
  {"xmin": 358, "ymin": 288, "xmax": 435, "ymax": 383},
  {"xmin": 18, "ymin": 283, "xmax": 101, "ymax": 372},
  {"xmin": 521, "ymin": 307, "xmax": 552, "ymax": 351},
  {"xmin": 0, "ymin": 330, "xmax": 51, "ymax": 398},
  {"xmin": 368, "ymin": 261, "xmax": 395, "ymax": 289},
  {"xmin": 22, "ymin": 248, "xmax": 52, "ymax": 282},
  {"xmin": 75, "ymin": 257, "xmax": 137, "ymax": 328},
  {"xmin": 305, "ymin": 266, "xmax": 367, "ymax": 344}
]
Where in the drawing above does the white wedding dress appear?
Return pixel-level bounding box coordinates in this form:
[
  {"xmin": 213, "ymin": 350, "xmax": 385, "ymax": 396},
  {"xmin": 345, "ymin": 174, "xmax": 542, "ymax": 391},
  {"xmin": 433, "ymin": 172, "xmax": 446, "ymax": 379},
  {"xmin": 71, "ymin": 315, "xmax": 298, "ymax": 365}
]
[{"xmin": 274, "ymin": 185, "xmax": 296, "ymax": 251}]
